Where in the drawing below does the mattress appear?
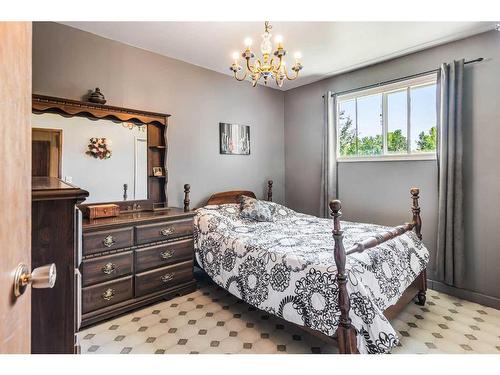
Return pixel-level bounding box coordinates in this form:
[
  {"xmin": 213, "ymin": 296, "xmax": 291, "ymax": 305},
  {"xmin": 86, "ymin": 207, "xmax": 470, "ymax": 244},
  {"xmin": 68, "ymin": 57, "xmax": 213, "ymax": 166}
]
[{"xmin": 194, "ymin": 202, "xmax": 429, "ymax": 353}]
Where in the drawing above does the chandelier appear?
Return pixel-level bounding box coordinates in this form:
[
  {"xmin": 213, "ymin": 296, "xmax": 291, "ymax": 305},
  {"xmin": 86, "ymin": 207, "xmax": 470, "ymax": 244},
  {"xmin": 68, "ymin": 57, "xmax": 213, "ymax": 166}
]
[{"xmin": 230, "ymin": 21, "xmax": 303, "ymax": 88}]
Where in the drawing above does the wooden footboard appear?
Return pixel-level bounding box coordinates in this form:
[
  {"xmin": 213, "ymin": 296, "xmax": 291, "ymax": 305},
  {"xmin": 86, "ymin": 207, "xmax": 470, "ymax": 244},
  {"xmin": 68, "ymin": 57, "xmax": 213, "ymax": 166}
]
[{"xmin": 331, "ymin": 188, "xmax": 426, "ymax": 354}]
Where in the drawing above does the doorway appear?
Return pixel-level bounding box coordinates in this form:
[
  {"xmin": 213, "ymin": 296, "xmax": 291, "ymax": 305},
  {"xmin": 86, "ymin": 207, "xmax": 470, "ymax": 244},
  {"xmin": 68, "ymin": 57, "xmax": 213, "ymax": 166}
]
[{"xmin": 32, "ymin": 128, "xmax": 62, "ymax": 177}]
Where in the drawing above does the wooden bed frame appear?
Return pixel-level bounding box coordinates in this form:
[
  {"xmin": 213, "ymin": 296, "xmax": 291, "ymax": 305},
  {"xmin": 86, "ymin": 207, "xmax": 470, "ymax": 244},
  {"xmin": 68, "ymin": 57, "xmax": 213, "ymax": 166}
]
[{"xmin": 183, "ymin": 180, "xmax": 427, "ymax": 354}]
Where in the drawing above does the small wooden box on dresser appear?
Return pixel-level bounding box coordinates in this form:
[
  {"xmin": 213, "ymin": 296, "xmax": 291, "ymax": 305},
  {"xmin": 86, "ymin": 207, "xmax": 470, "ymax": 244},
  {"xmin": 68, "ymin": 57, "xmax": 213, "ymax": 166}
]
[{"xmin": 80, "ymin": 208, "xmax": 197, "ymax": 328}]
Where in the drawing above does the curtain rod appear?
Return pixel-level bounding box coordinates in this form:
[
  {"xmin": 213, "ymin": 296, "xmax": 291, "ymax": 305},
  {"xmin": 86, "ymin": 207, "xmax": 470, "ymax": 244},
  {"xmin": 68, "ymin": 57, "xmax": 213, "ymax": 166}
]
[{"xmin": 323, "ymin": 58, "xmax": 484, "ymax": 98}]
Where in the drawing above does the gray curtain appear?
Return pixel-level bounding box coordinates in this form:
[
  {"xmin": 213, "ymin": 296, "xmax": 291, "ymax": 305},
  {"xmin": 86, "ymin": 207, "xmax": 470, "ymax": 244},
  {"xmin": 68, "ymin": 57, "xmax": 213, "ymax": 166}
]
[
  {"xmin": 320, "ymin": 91, "xmax": 338, "ymax": 218},
  {"xmin": 435, "ymin": 59, "xmax": 465, "ymax": 287}
]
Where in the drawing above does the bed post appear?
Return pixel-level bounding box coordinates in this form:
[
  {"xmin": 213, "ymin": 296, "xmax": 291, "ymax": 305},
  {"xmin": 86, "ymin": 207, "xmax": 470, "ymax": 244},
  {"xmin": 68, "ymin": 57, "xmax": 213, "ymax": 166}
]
[
  {"xmin": 330, "ymin": 200, "xmax": 358, "ymax": 354},
  {"xmin": 410, "ymin": 188, "xmax": 427, "ymax": 306},
  {"xmin": 267, "ymin": 180, "xmax": 273, "ymax": 202},
  {"xmin": 410, "ymin": 188, "xmax": 422, "ymax": 240},
  {"xmin": 184, "ymin": 184, "xmax": 191, "ymax": 212}
]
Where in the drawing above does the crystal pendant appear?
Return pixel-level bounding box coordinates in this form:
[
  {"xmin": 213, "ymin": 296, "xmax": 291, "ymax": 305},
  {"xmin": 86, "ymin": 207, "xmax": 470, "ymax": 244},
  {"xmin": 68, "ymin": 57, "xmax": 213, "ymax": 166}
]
[{"xmin": 260, "ymin": 31, "xmax": 272, "ymax": 55}]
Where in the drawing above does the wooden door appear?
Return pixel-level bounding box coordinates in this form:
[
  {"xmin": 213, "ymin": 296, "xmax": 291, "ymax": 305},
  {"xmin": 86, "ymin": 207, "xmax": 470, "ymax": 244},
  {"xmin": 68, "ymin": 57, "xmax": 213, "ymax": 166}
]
[
  {"xmin": 32, "ymin": 128, "xmax": 62, "ymax": 177},
  {"xmin": 0, "ymin": 22, "xmax": 32, "ymax": 354}
]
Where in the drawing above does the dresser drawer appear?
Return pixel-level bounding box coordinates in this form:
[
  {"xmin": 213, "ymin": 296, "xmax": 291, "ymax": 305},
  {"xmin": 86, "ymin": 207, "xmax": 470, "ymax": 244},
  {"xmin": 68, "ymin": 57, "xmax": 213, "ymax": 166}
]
[
  {"xmin": 135, "ymin": 239, "xmax": 193, "ymax": 273},
  {"xmin": 135, "ymin": 261, "xmax": 193, "ymax": 297},
  {"xmin": 82, "ymin": 276, "xmax": 133, "ymax": 314},
  {"xmin": 135, "ymin": 219, "xmax": 193, "ymax": 245},
  {"xmin": 82, "ymin": 251, "xmax": 134, "ymax": 286},
  {"xmin": 83, "ymin": 227, "xmax": 134, "ymax": 256}
]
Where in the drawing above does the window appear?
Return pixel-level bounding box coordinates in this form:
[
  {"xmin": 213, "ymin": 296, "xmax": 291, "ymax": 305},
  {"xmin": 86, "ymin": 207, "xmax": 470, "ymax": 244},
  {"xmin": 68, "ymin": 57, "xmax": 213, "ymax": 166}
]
[{"xmin": 336, "ymin": 74, "xmax": 437, "ymax": 161}]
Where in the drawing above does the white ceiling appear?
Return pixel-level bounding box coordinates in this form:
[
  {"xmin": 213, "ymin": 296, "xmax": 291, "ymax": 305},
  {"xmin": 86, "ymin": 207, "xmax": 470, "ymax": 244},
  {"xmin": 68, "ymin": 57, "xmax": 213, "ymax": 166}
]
[{"xmin": 61, "ymin": 22, "xmax": 495, "ymax": 91}]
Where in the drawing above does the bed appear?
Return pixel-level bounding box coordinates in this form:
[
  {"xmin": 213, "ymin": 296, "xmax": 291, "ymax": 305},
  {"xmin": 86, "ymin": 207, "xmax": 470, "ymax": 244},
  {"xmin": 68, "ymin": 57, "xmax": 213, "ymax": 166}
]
[{"xmin": 185, "ymin": 181, "xmax": 428, "ymax": 354}]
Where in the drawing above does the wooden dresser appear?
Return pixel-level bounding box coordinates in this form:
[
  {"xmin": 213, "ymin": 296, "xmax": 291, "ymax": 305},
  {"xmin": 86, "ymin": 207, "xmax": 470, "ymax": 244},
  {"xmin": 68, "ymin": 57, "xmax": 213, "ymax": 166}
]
[
  {"xmin": 32, "ymin": 177, "xmax": 88, "ymax": 353},
  {"xmin": 80, "ymin": 208, "xmax": 197, "ymax": 327},
  {"xmin": 31, "ymin": 94, "xmax": 193, "ymax": 330}
]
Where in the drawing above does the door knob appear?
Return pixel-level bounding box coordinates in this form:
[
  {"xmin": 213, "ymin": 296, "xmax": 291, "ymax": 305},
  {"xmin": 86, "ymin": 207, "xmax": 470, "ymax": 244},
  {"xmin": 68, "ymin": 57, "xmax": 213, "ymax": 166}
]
[{"xmin": 14, "ymin": 263, "xmax": 57, "ymax": 297}]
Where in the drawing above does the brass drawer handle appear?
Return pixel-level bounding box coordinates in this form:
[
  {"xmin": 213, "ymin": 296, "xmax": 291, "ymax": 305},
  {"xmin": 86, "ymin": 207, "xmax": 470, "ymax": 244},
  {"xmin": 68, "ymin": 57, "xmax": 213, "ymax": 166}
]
[
  {"xmin": 101, "ymin": 262, "xmax": 116, "ymax": 275},
  {"xmin": 160, "ymin": 273, "xmax": 175, "ymax": 283},
  {"xmin": 102, "ymin": 288, "xmax": 115, "ymax": 301},
  {"xmin": 103, "ymin": 235, "xmax": 115, "ymax": 248},
  {"xmin": 160, "ymin": 250, "xmax": 175, "ymax": 260},
  {"xmin": 160, "ymin": 227, "xmax": 175, "ymax": 236}
]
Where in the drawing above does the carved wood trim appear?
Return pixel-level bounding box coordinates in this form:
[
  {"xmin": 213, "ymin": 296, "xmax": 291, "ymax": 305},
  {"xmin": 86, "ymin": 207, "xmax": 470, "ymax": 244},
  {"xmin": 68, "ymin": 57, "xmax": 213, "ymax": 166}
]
[{"xmin": 32, "ymin": 94, "xmax": 169, "ymax": 126}]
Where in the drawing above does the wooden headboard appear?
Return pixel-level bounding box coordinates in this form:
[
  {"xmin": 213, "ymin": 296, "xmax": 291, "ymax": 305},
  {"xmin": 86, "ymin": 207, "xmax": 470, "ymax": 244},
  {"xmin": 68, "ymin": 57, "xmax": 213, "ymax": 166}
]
[
  {"xmin": 206, "ymin": 190, "xmax": 256, "ymax": 205},
  {"xmin": 202, "ymin": 180, "xmax": 273, "ymax": 206}
]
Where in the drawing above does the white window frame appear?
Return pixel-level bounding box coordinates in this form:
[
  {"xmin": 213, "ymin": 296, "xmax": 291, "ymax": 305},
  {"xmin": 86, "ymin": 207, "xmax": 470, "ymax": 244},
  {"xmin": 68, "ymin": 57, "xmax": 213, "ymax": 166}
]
[{"xmin": 336, "ymin": 73, "xmax": 438, "ymax": 162}]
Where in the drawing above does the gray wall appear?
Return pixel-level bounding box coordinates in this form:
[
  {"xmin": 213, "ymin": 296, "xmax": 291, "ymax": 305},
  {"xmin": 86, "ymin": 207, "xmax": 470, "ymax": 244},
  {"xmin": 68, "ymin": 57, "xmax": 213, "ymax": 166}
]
[
  {"xmin": 284, "ymin": 30, "xmax": 500, "ymax": 306},
  {"xmin": 32, "ymin": 22, "xmax": 285, "ymax": 208},
  {"xmin": 33, "ymin": 22, "xmax": 500, "ymax": 306}
]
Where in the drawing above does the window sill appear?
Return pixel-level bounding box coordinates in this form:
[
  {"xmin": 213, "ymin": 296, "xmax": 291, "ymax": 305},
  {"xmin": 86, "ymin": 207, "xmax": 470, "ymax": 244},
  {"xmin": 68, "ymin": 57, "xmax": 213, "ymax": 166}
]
[{"xmin": 337, "ymin": 153, "xmax": 436, "ymax": 163}]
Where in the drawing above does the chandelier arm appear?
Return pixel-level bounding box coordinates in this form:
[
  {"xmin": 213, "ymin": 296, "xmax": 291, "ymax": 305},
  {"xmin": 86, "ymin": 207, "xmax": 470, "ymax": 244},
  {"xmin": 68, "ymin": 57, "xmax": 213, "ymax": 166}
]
[
  {"xmin": 246, "ymin": 58, "xmax": 259, "ymax": 74},
  {"xmin": 255, "ymin": 57, "xmax": 263, "ymax": 71},
  {"xmin": 271, "ymin": 56, "xmax": 282, "ymax": 73},
  {"xmin": 233, "ymin": 70, "xmax": 248, "ymax": 82},
  {"xmin": 284, "ymin": 66, "xmax": 300, "ymax": 81},
  {"xmin": 252, "ymin": 72, "xmax": 261, "ymax": 87},
  {"xmin": 278, "ymin": 55, "xmax": 283, "ymax": 66},
  {"xmin": 275, "ymin": 75, "xmax": 284, "ymax": 88}
]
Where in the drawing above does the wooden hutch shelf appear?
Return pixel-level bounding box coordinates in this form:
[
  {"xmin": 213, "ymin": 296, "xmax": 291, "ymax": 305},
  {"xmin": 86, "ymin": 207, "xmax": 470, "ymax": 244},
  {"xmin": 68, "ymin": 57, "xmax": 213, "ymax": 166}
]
[{"xmin": 32, "ymin": 94, "xmax": 169, "ymax": 126}]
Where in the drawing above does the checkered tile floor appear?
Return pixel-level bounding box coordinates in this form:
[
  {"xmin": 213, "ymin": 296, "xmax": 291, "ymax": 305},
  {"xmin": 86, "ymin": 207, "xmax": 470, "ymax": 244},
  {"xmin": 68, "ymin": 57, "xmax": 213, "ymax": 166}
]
[{"xmin": 78, "ymin": 277, "xmax": 500, "ymax": 354}]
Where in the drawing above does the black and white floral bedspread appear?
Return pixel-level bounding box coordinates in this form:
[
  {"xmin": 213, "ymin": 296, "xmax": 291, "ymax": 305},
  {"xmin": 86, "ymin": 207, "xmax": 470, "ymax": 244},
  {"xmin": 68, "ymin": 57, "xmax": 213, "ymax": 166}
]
[{"xmin": 194, "ymin": 202, "xmax": 429, "ymax": 354}]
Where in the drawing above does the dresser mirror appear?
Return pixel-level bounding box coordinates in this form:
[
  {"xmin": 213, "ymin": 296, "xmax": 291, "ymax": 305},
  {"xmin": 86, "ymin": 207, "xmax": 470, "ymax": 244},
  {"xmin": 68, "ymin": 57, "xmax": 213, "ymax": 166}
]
[
  {"xmin": 32, "ymin": 113, "xmax": 148, "ymax": 204},
  {"xmin": 32, "ymin": 94, "xmax": 169, "ymax": 209}
]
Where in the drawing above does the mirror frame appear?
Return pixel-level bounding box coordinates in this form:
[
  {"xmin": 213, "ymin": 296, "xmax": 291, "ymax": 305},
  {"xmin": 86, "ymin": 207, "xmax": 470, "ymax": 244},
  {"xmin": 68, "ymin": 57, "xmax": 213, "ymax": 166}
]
[{"xmin": 32, "ymin": 94, "xmax": 170, "ymax": 211}]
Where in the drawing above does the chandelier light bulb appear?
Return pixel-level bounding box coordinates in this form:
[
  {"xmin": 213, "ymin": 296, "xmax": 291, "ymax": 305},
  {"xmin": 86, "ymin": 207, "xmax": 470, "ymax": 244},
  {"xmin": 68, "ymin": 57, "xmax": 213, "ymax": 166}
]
[
  {"xmin": 294, "ymin": 51, "xmax": 302, "ymax": 60},
  {"xmin": 232, "ymin": 52, "xmax": 239, "ymax": 61},
  {"xmin": 244, "ymin": 37, "xmax": 253, "ymax": 48},
  {"xmin": 275, "ymin": 35, "xmax": 283, "ymax": 45}
]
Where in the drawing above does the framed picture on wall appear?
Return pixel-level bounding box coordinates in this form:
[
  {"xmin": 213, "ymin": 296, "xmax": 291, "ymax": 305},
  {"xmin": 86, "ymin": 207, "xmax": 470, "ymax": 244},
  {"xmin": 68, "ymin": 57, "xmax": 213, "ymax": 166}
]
[
  {"xmin": 152, "ymin": 166, "xmax": 165, "ymax": 177},
  {"xmin": 219, "ymin": 123, "xmax": 250, "ymax": 155}
]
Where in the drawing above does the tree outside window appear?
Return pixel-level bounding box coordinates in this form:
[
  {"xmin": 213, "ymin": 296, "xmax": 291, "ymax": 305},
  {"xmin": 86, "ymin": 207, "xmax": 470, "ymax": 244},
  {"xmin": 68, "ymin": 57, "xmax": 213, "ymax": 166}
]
[{"xmin": 337, "ymin": 76, "xmax": 437, "ymax": 159}]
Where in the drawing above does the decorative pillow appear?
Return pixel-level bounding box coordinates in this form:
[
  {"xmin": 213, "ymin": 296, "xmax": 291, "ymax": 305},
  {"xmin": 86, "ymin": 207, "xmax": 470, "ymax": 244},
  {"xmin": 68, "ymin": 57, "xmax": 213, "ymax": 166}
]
[{"xmin": 238, "ymin": 195, "xmax": 274, "ymax": 222}]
